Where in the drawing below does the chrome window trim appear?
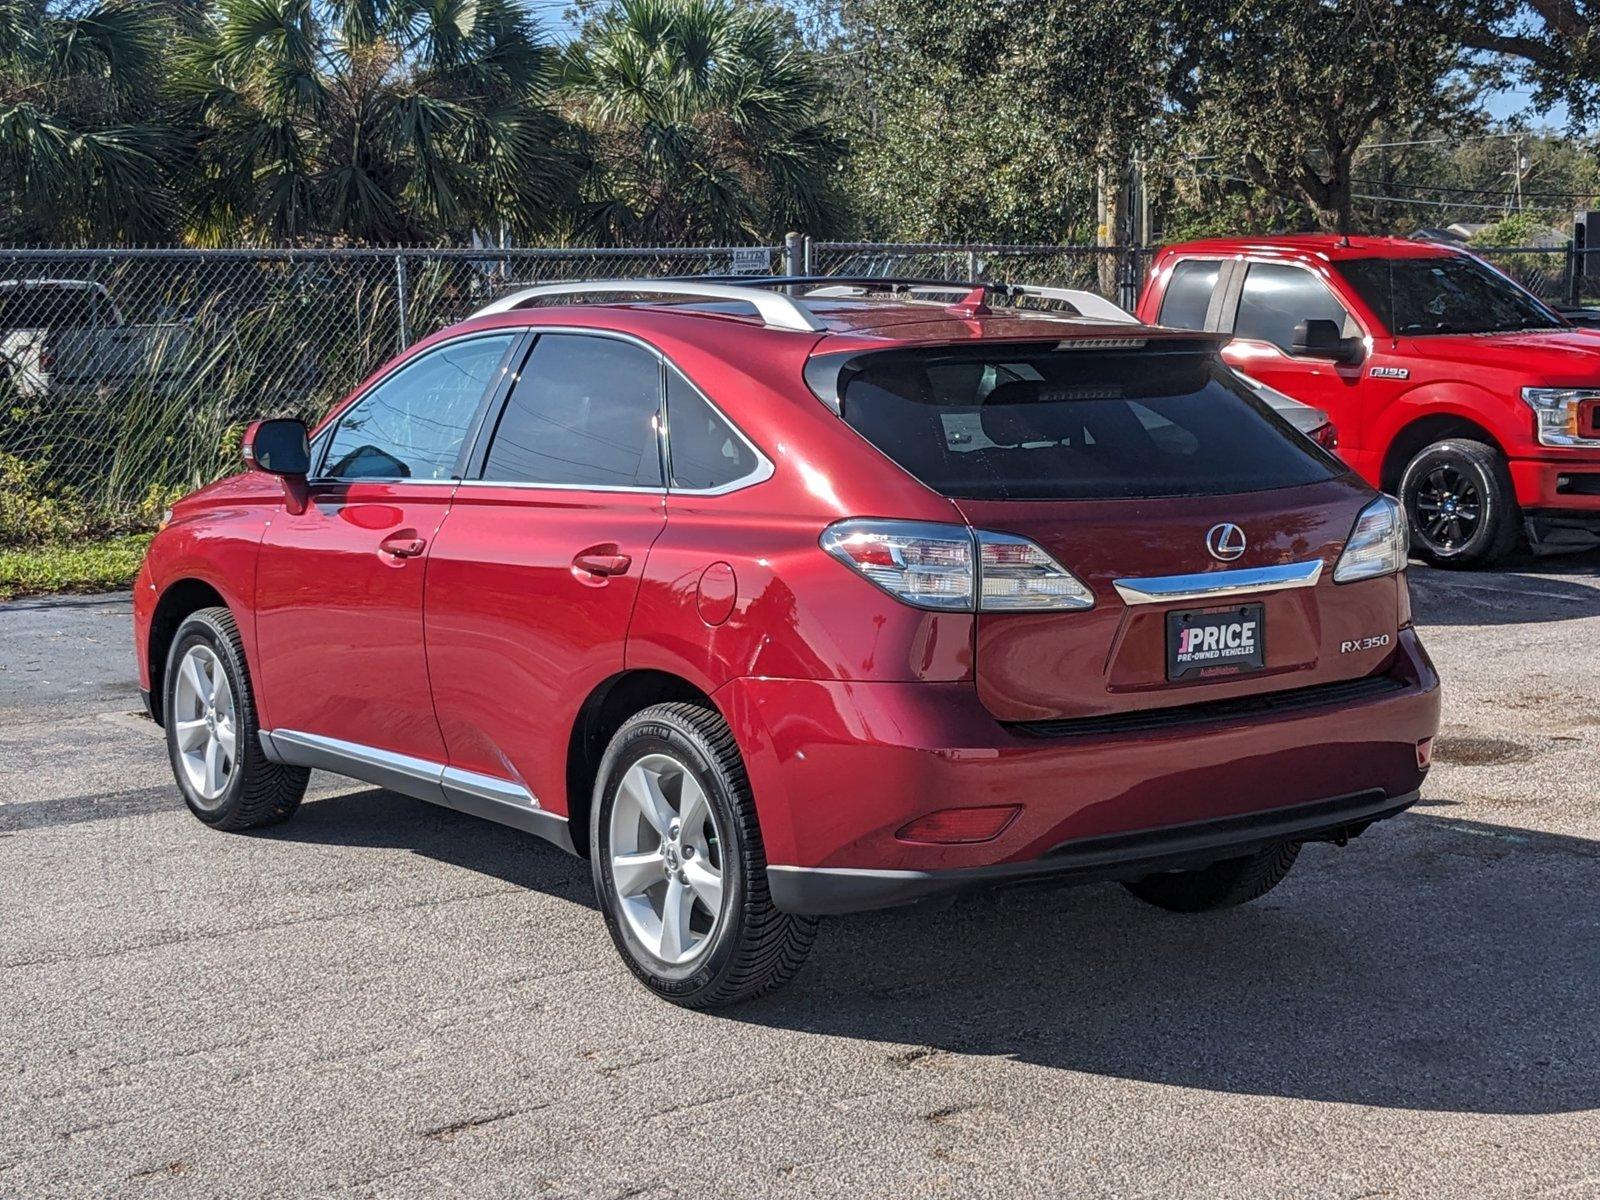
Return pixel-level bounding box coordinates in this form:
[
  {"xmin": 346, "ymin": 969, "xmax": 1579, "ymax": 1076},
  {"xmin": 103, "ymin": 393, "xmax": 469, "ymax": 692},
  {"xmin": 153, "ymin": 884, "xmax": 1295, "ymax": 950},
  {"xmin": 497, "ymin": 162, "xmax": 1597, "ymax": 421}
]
[
  {"xmin": 469, "ymin": 324, "xmax": 775, "ymax": 498},
  {"xmin": 1112, "ymin": 559, "xmax": 1324, "ymax": 606}
]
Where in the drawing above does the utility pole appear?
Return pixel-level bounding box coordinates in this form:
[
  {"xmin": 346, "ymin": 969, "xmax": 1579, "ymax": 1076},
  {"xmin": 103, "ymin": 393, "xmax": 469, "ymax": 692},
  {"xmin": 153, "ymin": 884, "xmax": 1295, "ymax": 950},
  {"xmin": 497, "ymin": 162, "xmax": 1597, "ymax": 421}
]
[{"xmin": 1096, "ymin": 160, "xmax": 1130, "ymax": 299}]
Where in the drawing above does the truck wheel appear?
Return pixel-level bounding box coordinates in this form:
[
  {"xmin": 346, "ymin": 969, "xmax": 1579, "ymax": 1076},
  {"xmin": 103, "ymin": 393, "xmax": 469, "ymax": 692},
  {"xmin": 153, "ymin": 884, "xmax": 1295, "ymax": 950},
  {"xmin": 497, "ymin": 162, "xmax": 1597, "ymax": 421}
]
[
  {"xmin": 592, "ymin": 702, "xmax": 818, "ymax": 1008},
  {"xmin": 1123, "ymin": 842, "xmax": 1301, "ymax": 913},
  {"xmin": 1399, "ymin": 438, "xmax": 1522, "ymax": 567},
  {"xmin": 163, "ymin": 607, "xmax": 308, "ymax": 830}
]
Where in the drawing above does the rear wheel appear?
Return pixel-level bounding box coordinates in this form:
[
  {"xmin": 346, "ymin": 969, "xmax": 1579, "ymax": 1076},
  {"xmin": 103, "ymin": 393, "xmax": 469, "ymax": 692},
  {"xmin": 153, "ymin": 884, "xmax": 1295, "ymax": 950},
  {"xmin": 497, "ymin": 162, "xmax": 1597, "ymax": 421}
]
[
  {"xmin": 1399, "ymin": 438, "xmax": 1522, "ymax": 567},
  {"xmin": 163, "ymin": 607, "xmax": 308, "ymax": 830},
  {"xmin": 591, "ymin": 702, "xmax": 817, "ymax": 1008},
  {"xmin": 1123, "ymin": 841, "xmax": 1301, "ymax": 913}
]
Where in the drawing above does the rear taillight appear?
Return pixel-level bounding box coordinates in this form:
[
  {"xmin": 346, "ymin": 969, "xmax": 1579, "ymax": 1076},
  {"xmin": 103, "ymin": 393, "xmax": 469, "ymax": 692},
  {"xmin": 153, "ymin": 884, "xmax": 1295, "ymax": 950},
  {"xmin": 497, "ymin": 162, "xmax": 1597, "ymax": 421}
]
[
  {"xmin": 976, "ymin": 531, "xmax": 1095, "ymax": 610},
  {"xmin": 820, "ymin": 519, "xmax": 1094, "ymax": 612},
  {"xmin": 1333, "ymin": 495, "xmax": 1408, "ymax": 583},
  {"xmin": 1310, "ymin": 419, "xmax": 1339, "ymax": 451}
]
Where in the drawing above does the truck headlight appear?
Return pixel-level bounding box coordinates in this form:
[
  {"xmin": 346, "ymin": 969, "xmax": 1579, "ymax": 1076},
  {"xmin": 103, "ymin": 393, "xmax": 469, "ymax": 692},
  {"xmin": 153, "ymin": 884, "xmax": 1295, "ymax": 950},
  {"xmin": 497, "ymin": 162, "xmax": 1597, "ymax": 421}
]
[{"xmin": 1521, "ymin": 387, "xmax": 1600, "ymax": 447}]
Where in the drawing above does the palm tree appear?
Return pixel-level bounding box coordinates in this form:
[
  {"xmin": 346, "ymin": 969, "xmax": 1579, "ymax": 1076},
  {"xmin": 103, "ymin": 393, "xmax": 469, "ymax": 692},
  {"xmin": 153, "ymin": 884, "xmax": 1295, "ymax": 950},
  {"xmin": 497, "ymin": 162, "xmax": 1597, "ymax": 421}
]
[
  {"xmin": 0, "ymin": 0, "xmax": 178, "ymax": 242},
  {"xmin": 176, "ymin": 0, "xmax": 582, "ymax": 243},
  {"xmin": 562, "ymin": 0, "xmax": 848, "ymax": 243}
]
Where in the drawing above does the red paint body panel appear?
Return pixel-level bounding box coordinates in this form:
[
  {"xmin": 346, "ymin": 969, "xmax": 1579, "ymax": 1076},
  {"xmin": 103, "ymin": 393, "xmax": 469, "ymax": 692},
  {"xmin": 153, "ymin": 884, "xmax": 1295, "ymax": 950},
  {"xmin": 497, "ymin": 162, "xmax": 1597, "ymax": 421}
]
[
  {"xmin": 134, "ymin": 286, "xmax": 1443, "ymax": 905},
  {"xmin": 718, "ymin": 626, "xmax": 1437, "ymax": 870},
  {"xmin": 254, "ymin": 480, "xmax": 455, "ymax": 759},
  {"xmin": 954, "ymin": 476, "xmax": 1392, "ymax": 720},
  {"xmin": 1136, "ymin": 236, "xmax": 1600, "ymax": 515},
  {"xmin": 422, "ymin": 485, "xmax": 667, "ymax": 814}
]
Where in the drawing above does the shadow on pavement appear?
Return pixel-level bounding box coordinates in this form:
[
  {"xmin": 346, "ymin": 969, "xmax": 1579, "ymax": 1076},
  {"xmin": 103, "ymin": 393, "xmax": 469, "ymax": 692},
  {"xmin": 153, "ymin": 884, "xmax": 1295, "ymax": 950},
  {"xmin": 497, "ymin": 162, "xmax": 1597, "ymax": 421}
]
[
  {"xmin": 268, "ymin": 785, "xmax": 597, "ymax": 907},
  {"xmin": 723, "ymin": 810, "xmax": 1600, "ymax": 1115},
  {"xmin": 269, "ymin": 787, "xmax": 1599, "ymax": 1116},
  {"xmin": 1410, "ymin": 556, "xmax": 1600, "ymax": 625}
]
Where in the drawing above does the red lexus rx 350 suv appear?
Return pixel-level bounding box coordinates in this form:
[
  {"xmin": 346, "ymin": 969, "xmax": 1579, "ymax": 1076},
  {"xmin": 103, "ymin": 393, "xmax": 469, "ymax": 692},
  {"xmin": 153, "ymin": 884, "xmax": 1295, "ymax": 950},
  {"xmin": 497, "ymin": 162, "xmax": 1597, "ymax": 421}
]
[{"xmin": 133, "ymin": 278, "xmax": 1441, "ymax": 1007}]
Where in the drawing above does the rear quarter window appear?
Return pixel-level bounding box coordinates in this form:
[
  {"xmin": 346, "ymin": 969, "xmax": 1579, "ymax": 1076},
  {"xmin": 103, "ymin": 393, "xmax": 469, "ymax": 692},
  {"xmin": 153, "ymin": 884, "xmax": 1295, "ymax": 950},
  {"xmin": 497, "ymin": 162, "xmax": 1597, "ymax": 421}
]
[
  {"xmin": 828, "ymin": 343, "xmax": 1344, "ymax": 500},
  {"xmin": 1157, "ymin": 260, "xmax": 1222, "ymax": 330}
]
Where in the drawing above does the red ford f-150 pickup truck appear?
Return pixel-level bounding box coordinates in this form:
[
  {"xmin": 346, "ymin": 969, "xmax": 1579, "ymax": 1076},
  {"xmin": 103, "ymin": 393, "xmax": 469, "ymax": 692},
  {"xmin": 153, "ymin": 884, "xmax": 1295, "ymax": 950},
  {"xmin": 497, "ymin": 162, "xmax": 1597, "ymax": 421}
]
[{"xmin": 1137, "ymin": 236, "xmax": 1600, "ymax": 565}]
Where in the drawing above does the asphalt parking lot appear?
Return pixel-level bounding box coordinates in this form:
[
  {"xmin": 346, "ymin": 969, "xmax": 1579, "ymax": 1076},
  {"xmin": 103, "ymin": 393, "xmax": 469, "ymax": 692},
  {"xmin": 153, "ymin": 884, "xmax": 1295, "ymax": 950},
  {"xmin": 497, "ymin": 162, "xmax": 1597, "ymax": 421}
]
[{"xmin": 2, "ymin": 557, "xmax": 1598, "ymax": 1199}]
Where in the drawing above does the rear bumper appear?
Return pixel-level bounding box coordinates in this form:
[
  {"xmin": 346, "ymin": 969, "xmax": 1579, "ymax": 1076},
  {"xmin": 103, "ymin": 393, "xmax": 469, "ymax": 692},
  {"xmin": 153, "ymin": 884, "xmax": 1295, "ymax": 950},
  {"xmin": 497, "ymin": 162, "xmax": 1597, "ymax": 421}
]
[
  {"xmin": 717, "ymin": 627, "xmax": 1439, "ymax": 912},
  {"xmin": 769, "ymin": 788, "xmax": 1416, "ymax": 914}
]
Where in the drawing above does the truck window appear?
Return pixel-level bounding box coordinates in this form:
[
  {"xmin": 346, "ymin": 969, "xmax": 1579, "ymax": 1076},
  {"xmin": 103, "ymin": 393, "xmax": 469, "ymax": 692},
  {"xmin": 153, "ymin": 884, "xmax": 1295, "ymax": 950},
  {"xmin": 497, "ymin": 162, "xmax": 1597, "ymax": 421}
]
[
  {"xmin": 1234, "ymin": 263, "xmax": 1351, "ymax": 354},
  {"xmin": 1338, "ymin": 254, "xmax": 1562, "ymax": 335},
  {"xmin": 1158, "ymin": 260, "xmax": 1221, "ymax": 329}
]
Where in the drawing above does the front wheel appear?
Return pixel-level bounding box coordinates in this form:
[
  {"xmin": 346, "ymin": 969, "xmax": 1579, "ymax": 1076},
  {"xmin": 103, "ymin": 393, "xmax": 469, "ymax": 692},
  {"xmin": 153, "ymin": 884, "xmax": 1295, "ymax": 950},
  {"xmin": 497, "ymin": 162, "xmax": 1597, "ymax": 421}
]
[
  {"xmin": 591, "ymin": 702, "xmax": 817, "ymax": 1008},
  {"xmin": 163, "ymin": 607, "xmax": 308, "ymax": 830},
  {"xmin": 1399, "ymin": 438, "xmax": 1522, "ymax": 567}
]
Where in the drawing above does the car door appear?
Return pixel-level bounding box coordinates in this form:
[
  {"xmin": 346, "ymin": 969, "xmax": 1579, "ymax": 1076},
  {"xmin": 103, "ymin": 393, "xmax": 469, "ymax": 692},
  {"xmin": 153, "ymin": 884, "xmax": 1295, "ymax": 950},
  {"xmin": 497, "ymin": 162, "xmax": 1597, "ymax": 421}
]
[
  {"xmin": 1219, "ymin": 260, "xmax": 1370, "ymax": 452},
  {"xmin": 253, "ymin": 331, "xmax": 520, "ymax": 762},
  {"xmin": 422, "ymin": 330, "xmax": 668, "ymax": 822}
]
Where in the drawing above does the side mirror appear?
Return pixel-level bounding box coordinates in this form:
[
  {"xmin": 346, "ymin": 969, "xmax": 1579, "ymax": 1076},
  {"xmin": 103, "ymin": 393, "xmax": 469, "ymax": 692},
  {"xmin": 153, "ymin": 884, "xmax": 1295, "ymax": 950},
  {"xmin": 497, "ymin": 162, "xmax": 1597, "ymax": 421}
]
[
  {"xmin": 1291, "ymin": 318, "xmax": 1364, "ymax": 365},
  {"xmin": 243, "ymin": 418, "xmax": 310, "ymax": 476},
  {"xmin": 243, "ymin": 418, "xmax": 311, "ymax": 513}
]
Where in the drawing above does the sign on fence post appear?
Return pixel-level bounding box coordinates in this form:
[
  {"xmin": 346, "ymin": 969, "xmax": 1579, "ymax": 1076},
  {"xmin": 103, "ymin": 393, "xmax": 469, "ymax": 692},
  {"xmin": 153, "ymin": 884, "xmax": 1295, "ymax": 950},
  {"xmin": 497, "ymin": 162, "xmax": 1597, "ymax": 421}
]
[{"xmin": 729, "ymin": 247, "xmax": 769, "ymax": 276}]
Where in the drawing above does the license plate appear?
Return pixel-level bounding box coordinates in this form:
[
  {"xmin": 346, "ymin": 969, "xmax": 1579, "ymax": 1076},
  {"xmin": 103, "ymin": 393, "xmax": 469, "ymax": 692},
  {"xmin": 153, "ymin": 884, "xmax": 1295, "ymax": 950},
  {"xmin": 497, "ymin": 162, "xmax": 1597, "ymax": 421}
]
[{"xmin": 1166, "ymin": 604, "xmax": 1266, "ymax": 680}]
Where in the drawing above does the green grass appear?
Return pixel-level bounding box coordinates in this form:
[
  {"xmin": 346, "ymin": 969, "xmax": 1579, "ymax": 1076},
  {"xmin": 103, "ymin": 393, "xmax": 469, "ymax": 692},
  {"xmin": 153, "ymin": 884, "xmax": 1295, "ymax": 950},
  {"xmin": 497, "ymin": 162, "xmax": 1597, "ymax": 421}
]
[{"xmin": 0, "ymin": 534, "xmax": 153, "ymax": 602}]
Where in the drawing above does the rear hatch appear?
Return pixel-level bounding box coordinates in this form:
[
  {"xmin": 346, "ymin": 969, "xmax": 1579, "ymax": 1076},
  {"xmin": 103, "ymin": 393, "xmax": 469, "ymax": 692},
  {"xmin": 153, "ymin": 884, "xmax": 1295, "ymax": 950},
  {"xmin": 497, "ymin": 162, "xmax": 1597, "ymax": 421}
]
[{"xmin": 829, "ymin": 338, "xmax": 1403, "ymax": 722}]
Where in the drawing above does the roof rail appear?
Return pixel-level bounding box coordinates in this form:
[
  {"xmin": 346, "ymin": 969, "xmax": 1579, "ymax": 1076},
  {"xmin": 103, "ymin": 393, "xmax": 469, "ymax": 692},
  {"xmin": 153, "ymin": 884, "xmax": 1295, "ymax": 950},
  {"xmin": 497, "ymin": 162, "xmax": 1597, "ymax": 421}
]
[
  {"xmin": 471, "ymin": 275, "xmax": 1138, "ymax": 331},
  {"xmin": 473, "ymin": 279, "xmax": 827, "ymax": 333},
  {"xmin": 733, "ymin": 276, "xmax": 1138, "ymax": 324}
]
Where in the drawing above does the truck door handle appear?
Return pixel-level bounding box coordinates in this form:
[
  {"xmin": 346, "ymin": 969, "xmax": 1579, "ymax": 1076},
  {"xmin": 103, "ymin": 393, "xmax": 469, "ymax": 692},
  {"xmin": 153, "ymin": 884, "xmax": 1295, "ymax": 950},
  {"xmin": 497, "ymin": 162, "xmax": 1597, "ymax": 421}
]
[
  {"xmin": 379, "ymin": 532, "xmax": 427, "ymax": 559},
  {"xmin": 573, "ymin": 549, "xmax": 632, "ymax": 577}
]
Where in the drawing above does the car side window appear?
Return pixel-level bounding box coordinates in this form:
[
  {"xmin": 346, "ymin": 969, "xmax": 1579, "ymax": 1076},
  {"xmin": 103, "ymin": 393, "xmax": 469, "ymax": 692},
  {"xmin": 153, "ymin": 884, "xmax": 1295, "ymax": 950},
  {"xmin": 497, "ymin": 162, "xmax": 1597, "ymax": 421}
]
[
  {"xmin": 480, "ymin": 333, "xmax": 664, "ymax": 488},
  {"xmin": 665, "ymin": 366, "xmax": 759, "ymax": 490},
  {"xmin": 322, "ymin": 334, "xmax": 515, "ymax": 481},
  {"xmin": 1158, "ymin": 260, "xmax": 1221, "ymax": 330},
  {"xmin": 1234, "ymin": 263, "xmax": 1351, "ymax": 354}
]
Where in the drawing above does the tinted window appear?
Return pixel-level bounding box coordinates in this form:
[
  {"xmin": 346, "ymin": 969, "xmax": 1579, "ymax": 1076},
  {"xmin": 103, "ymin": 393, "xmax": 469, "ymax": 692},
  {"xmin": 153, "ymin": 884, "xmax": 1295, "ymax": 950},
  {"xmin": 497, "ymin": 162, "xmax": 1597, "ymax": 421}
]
[
  {"xmin": 835, "ymin": 344, "xmax": 1342, "ymax": 500},
  {"xmin": 323, "ymin": 334, "xmax": 513, "ymax": 481},
  {"xmin": 1234, "ymin": 263, "xmax": 1350, "ymax": 353},
  {"xmin": 1340, "ymin": 254, "xmax": 1561, "ymax": 335},
  {"xmin": 1158, "ymin": 260, "xmax": 1221, "ymax": 329},
  {"xmin": 482, "ymin": 334, "xmax": 663, "ymax": 488},
  {"xmin": 666, "ymin": 367, "xmax": 759, "ymax": 489}
]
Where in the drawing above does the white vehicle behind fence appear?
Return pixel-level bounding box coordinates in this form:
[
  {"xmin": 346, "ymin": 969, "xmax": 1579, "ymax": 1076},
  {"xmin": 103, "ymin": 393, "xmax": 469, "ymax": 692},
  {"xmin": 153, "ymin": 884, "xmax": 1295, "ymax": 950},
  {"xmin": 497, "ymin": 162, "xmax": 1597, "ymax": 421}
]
[{"xmin": 0, "ymin": 279, "xmax": 191, "ymax": 398}]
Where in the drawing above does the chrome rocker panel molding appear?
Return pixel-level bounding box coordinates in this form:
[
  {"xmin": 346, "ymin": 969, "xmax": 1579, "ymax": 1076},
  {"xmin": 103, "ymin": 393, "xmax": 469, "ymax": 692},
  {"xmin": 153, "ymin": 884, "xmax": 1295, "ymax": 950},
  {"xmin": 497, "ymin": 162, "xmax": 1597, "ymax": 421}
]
[
  {"xmin": 767, "ymin": 788, "xmax": 1417, "ymax": 916},
  {"xmin": 261, "ymin": 729, "xmax": 575, "ymax": 854},
  {"xmin": 1112, "ymin": 558, "xmax": 1324, "ymax": 606}
]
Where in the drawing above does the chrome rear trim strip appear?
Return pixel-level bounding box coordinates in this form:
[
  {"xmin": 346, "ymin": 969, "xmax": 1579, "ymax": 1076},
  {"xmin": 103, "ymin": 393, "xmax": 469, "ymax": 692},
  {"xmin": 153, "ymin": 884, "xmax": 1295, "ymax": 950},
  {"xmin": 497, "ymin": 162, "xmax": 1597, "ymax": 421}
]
[{"xmin": 1112, "ymin": 558, "xmax": 1324, "ymax": 606}]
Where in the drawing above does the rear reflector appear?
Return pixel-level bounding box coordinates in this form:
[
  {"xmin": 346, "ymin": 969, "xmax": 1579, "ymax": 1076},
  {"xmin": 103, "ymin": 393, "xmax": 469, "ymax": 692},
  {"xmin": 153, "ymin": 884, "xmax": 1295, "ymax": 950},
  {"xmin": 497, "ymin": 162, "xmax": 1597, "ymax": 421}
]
[
  {"xmin": 1416, "ymin": 737, "xmax": 1433, "ymax": 770},
  {"xmin": 896, "ymin": 805, "xmax": 1022, "ymax": 844}
]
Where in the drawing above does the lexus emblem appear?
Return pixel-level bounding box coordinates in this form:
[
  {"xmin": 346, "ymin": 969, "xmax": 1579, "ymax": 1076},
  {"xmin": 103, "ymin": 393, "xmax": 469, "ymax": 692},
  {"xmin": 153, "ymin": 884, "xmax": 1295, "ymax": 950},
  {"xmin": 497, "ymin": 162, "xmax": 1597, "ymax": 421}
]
[{"xmin": 1205, "ymin": 523, "xmax": 1247, "ymax": 562}]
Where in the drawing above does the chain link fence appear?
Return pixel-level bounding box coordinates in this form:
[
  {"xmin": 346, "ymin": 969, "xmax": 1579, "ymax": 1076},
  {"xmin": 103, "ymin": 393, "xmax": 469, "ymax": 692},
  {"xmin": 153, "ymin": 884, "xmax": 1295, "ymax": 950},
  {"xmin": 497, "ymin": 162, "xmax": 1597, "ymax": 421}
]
[
  {"xmin": 0, "ymin": 238, "xmax": 1588, "ymax": 546},
  {"xmin": 0, "ymin": 245, "xmax": 780, "ymax": 543}
]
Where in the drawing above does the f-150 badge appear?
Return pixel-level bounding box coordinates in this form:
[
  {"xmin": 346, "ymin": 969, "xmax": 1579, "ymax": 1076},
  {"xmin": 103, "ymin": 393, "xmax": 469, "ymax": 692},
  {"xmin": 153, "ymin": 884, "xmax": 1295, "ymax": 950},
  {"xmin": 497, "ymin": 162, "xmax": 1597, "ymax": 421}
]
[{"xmin": 1369, "ymin": 366, "xmax": 1409, "ymax": 379}]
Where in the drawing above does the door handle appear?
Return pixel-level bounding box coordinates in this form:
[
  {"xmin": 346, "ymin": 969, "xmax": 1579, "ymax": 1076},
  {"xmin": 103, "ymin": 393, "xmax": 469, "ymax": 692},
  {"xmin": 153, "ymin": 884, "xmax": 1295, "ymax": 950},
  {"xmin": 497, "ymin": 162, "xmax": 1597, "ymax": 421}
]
[
  {"xmin": 379, "ymin": 532, "xmax": 427, "ymax": 559},
  {"xmin": 573, "ymin": 550, "xmax": 632, "ymax": 577}
]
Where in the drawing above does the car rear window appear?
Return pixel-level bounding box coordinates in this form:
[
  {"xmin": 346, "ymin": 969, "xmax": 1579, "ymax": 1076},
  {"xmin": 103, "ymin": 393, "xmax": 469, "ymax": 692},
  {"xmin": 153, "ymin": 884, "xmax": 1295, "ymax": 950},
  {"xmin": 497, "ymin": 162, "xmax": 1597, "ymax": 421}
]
[{"xmin": 826, "ymin": 344, "xmax": 1343, "ymax": 500}]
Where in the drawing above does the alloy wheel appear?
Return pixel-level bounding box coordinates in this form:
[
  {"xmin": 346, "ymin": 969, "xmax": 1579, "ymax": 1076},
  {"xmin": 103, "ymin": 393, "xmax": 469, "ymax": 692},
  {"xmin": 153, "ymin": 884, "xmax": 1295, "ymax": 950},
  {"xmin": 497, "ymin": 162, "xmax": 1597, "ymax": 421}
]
[
  {"xmin": 608, "ymin": 753, "xmax": 726, "ymax": 967},
  {"xmin": 172, "ymin": 644, "xmax": 237, "ymax": 805},
  {"xmin": 1411, "ymin": 463, "xmax": 1482, "ymax": 554}
]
